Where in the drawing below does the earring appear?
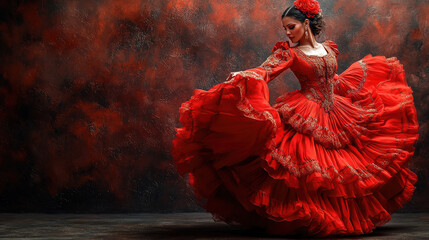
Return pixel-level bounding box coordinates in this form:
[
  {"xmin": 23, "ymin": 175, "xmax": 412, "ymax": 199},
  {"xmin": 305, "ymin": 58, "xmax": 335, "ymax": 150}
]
[{"xmin": 305, "ymin": 25, "xmax": 309, "ymax": 39}]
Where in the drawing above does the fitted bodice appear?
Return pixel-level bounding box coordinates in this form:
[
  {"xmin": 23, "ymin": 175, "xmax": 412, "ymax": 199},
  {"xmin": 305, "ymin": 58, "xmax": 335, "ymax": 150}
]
[
  {"xmin": 252, "ymin": 40, "xmax": 340, "ymax": 113},
  {"xmin": 290, "ymin": 41, "xmax": 338, "ymax": 112}
]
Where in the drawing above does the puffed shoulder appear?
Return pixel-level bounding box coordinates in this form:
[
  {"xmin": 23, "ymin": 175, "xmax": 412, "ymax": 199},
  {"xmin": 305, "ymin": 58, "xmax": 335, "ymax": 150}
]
[
  {"xmin": 326, "ymin": 40, "xmax": 339, "ymax": 58},
  {"xmin": 272, "ymin": 41, "xmax": 290, "ymax": 53}
]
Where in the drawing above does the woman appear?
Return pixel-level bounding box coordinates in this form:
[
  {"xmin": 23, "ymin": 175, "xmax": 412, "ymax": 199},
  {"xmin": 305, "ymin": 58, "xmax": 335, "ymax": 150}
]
[{"xmin": 171, "ymin": 0, "xmax": 419, "ymax": 236}]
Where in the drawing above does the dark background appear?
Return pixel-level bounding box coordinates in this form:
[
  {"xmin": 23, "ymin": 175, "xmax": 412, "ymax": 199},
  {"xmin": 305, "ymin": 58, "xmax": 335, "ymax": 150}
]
[{"xmin": 0, "ymin": 0, "xmax": 428, "ymax": 213}]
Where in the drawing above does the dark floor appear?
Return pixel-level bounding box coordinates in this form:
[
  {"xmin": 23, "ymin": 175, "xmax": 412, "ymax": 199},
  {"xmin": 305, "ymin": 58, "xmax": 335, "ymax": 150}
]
[{"xmin": 0, "ymin": 212, "xmax": 428, "ymax": 239}]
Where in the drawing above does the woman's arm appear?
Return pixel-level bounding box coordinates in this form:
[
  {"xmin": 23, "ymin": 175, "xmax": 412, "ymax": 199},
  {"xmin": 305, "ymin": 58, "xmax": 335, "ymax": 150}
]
[{"xmin": 234, "ymin": 41, "xmax": 294, "ymax": 84}]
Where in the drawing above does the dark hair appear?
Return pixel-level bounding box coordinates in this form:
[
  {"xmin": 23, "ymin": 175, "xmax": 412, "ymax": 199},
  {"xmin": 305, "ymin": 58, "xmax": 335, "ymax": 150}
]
[{"xmin": 281, "ymin": 6, "xmax": 325, "ymax": 36}]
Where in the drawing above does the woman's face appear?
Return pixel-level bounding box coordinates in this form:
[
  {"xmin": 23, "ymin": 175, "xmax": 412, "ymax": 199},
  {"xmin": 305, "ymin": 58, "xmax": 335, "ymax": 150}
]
[{"xmin": 281, "ymin": 17, "xmax": 306, "ymax": 43}]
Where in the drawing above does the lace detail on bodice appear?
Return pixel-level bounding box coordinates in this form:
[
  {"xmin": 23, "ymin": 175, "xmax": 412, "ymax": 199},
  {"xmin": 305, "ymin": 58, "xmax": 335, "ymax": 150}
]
[{"xmin": 293, "ymin": 42, "xmax": 338, "ymax": 112}]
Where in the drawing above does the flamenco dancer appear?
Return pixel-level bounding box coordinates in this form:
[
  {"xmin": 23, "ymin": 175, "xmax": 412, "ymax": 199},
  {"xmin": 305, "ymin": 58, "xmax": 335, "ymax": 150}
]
[{"xmin": 171, "ymin": 0, "xmax": 419, "ymax": 236}]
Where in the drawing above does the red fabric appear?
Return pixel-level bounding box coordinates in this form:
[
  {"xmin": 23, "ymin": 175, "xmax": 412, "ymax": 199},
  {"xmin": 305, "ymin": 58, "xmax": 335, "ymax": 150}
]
[{"xmin": 171, "ymin": 40, "xmax": 419, "ymax": 237}]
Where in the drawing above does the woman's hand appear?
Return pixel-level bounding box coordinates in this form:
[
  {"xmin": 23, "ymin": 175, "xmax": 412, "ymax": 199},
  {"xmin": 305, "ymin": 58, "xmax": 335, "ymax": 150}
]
[{"xmin": 231, "ymin": 71, "xmax": 240, "ymax": 77}]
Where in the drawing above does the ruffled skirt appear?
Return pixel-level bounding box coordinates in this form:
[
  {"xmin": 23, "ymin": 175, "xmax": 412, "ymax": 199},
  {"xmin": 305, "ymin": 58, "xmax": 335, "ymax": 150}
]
[{"xmin": 171, "ymin": 55, "xmax": 419, "ymax": 236}]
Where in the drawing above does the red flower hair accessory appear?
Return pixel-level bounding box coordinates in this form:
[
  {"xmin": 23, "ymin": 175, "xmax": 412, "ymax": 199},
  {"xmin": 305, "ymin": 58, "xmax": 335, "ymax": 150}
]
[{"xmin": 293, "ymin": 0, "xmax": 322, "ymax": 18}]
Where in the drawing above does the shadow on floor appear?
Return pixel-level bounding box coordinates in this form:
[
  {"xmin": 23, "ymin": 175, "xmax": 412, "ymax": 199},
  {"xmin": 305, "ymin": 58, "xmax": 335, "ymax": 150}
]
[{"xmin": 138, "ymin": 223, "xmax": 418, "ymax": 239}]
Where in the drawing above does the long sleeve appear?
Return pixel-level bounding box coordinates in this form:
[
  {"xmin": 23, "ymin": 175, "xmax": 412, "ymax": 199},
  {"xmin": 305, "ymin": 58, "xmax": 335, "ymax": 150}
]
[{"xmin": 245, "ymin": 41, "xmax": 294, "ymax": 84}]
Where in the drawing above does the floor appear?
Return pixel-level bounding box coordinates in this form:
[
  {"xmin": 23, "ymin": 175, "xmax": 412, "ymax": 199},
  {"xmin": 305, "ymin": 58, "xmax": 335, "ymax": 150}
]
[{"xmin": 0, "ymin": 212, "xmax": 428, "ymax": 239}]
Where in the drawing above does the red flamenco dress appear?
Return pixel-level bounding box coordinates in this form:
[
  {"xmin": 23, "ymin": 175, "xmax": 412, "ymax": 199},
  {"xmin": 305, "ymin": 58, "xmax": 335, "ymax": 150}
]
[{"xmin": 171, "ymin": 40, "xmax": 419, "ymax": 236}]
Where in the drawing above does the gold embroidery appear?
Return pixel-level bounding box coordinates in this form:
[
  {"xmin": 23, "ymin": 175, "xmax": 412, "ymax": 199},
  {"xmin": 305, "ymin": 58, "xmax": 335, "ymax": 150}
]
[
  {"xmin": 375, "ymin": 57, "xmax": 402, "ymax": 88},
  {"xmin": 262, "ymin": 110, "xmax": 277, "ymax": 133},
  {"xmin": 259, "ymin": 48, "xmax": 292, "ymax": 78},
  {"xmin": 294, "ymin": 42, "xmax": 337, "ymax": 112},
  {"xmin": 231, "ymin": 76, "xmax": 279, "ymax": 144},
  {"xmin": 275, "ymin": 104, "xmax": 367, "ymax": 149},
  {"xmin": 225, "ymin": 70, "xmax": 264, "ymax": 83},
  {"xmin": 275, "ymin": 94, "xmax": 382, "ymax": 149},
  {"xmin": 269, "ymin": 148, "xmax": 376, "ymax": 181},
  {"xmin": 347, "ymin": 60, "xmax": 368, "ymax": 95}
]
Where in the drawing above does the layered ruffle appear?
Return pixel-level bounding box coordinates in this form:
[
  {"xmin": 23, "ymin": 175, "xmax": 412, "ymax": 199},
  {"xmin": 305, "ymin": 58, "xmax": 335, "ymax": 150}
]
[
  {"xmin": 212, "ymin": 155, "xmax": 416, "ymax": 236},
  {"xmin": 272, "ymin": 90, "xmax": 383, "ymax": 149},
  {"xmin": 171, "ymin": 54, "xmax": 419, "ymax": 236},
  {"xmin": 172, "ymin": 70, "xmax": 280, "ymax": 175}
]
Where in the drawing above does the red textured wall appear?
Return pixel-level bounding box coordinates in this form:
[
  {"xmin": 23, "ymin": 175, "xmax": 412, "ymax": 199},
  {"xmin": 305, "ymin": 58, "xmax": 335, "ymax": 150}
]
[{"xmin": 0, "ymin": 0, "xmax": 427, "ymax": 212}]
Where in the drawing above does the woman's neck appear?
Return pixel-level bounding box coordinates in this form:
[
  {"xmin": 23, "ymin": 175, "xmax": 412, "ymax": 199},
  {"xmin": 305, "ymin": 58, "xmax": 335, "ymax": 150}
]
[
  {"xmin": 298, "ymin": 37, "xmax": 319, "ymax": 48},
  {"xmin": 298, "ymin": 34, "xmax": 318, "ymax": 48}
]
